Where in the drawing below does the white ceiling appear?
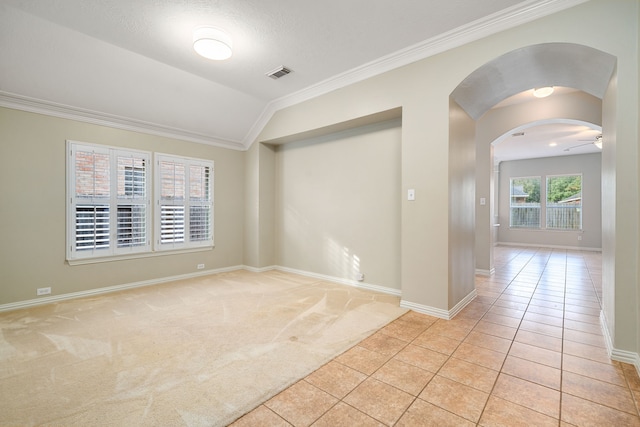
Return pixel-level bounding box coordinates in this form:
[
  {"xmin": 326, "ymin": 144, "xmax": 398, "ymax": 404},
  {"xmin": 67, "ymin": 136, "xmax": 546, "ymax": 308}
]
[
  {"xmin": 0, "ymin": 0, "xmax": 591, "ymax": 151},
  {"xmin": 493, "ymin": 120, "xmax": 602, "ymax": 162},
  {"xmin": 491, "ymin": 87, "xmax": 603, "ymax": 162}
]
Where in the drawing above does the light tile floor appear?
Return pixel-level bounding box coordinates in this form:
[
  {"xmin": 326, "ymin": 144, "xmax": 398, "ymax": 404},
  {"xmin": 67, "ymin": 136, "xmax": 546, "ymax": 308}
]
[{"xmin": 231, "ymin": 246, "xmax": 640, "ymax": 426}]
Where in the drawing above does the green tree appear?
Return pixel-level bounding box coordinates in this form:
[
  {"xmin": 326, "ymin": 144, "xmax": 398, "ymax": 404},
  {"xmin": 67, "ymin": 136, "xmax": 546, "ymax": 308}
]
[
  {"xmin": 513, "ymin": 177, "xmax": 540, "ymax": 203},
  {"xmin": 547, "ymin": 175, "xmax": 581, "ymax": 202}
]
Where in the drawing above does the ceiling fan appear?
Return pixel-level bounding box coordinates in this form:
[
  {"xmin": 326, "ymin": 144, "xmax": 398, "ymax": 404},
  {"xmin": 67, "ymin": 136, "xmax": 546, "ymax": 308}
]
[{"xmin": 563, "ymin": 134, "xmax": 603, "ymax": 152}]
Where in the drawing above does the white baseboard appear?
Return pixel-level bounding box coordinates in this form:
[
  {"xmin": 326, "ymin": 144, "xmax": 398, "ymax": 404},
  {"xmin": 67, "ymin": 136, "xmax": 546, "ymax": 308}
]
[
  {"xmin": 0, "ymin": 265, "xmax": 245, "ymax": 313},
  {"xmin": 600, "ymin": 310, "xmax": 614, "ymax": 355},
  {"xmin": 2, "ymin": 264, "xmax": 474, "ymax": 324},
  {"xmin": 475, "ymin": 268, "xmax": 495, "ymax": 276},
  {"xmin": 600, "ymin": 310, "xmax": 640, "ymax": 376},
  {"xmin": 0, "ymin": 264, "xmax": 401, "ymax": 313},
  {"xmin": 400, "ymin": 289, "xmax": 477, "ymax": 320},
  {"xmin": 242, "ymin": 264, "xmax": 277, "ymax": 273},
  {"xmin": 400, "ymin": 300, "xmax": 450, "ymax": 319},
  {"xmin": 496, "ymin": 242, "xmax": 602, "ymax": 252},
  {"xmin": 450, "ymin": 289, "xmax": 478, "ymax": 318},
  {"xmin": 272, "ymin": 265, "xmax": 402, "ymax": 297}
]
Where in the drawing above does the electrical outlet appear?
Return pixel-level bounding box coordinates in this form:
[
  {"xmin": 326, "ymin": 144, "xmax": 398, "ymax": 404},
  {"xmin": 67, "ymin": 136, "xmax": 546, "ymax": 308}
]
[
  {"xmin": 197, "ymin": 264, "xmax": 205, "ymax": 269},
  {"xmin": 37, "ymin": 287, "xmax": 51, "ymax": 296},
  {"xmin": 356, "ymin": 272, "xmax": 365, "ymax": 282},
  {"xmin": 578, "ymin": 235, "xmax": 582, "ymax": 241}
]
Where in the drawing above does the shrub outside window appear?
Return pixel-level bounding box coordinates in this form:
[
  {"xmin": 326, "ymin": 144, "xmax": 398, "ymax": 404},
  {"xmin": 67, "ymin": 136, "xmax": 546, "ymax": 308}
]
[
  {"xmin": 509, "ymin": 177, "xmax": 541, "ymax": 228},
  {"xmin": 546, "ymin": 174, "xmax": 582, "ymax": 230}
]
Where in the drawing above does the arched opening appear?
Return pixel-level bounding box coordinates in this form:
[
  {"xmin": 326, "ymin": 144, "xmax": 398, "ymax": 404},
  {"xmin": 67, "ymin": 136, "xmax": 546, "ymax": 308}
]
[{"xmin": 448, "ymin": 42, "xmax": 616, "ymax": 337}]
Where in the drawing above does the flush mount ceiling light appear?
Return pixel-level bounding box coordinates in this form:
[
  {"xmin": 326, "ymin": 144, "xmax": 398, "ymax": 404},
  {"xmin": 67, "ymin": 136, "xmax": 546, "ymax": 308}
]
[
  {"xmin": 533, "ymin": 86, "xmax": 554, "ymax": 98},
  {"xmin": 193, "ymin": 26, "xmax": 232, "ymax": 60}
]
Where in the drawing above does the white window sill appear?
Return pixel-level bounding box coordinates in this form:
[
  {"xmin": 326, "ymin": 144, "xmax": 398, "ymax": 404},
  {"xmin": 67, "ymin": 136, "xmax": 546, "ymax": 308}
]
[{"xmin": 67, "ymin": 246, "xmax": 214, "ymax": 266}]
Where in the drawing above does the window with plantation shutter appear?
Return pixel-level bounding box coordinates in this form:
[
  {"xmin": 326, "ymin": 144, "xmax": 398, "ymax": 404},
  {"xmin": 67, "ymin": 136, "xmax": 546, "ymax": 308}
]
[
  {"xmin": 73, "ymin": 147, "xmax": 110, "ymax": 252},
  {"xmin": 67, "ymin": 141, "xmax": 151, "ymax": 260},
  {"xmin": 155, "ymin": 154, "xmax": 213, "ymax": 250},
  {"xmin": 189, "ymin": 164, "xmax": 213, "ymax": 242},
  {"xmin": 116, "ymin": 155, "xmax": 148, "ymax": 248}
]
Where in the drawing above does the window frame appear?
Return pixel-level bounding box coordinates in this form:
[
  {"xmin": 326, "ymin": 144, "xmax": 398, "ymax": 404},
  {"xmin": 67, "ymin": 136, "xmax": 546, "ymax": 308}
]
[
  {"xmin": 545, "ymin": 173, "xmax": 583, "ymax": 231},
  {"xmin": 67, "ymin": 141, "xmax": 152, "ymax": 261},
  {"xmin": 154, "ymin": 153, "xmax": 214, "ymax": 252},
  {"xmin": 509, "ymin": 176, "xmax": 541, "ymax": 229},
  {"xmin": 66, "ymin": 141, "xmax": 214, "ymax": 264}
]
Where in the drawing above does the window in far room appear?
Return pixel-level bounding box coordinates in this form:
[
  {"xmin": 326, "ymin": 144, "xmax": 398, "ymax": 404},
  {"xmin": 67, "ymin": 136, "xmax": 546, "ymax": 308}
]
[
  {"xmin": 509, "ymin": 176, "xmax": 541, "ymax": 229},
  {"xmin": 546, "ymin": 174, "xmax": 582, "ymax": 230}
]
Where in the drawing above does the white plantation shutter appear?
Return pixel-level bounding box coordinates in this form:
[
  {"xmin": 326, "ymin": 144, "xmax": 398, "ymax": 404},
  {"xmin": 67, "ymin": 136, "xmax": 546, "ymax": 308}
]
[
  {"xmin": 189, "ymin": 164, "xmax": 213, "ymax": 242},
  {"xmin": 116, "ymin": 153, "xmax": 149, "ymax": 249},
  {"xmin": 70, "ymin": 145, "xmax": 111, "ymax": 256},
  {"xmin": 75, "ymin": 205, "xmax": 110, "ymax": 251},
  {"xmin": 67, "ymin": 142, "xmax": 151, "ymax": 260},
  {"xmin": 67, "ymin": 142, "xmax": 212, "ymax": 262},
  {"xmin": 159, "ymin": 160, "xmax": 186, "ymax": 244},
  {"xmin": 155, "ymin": 154, "xmax": 213, "ymax": 250}
]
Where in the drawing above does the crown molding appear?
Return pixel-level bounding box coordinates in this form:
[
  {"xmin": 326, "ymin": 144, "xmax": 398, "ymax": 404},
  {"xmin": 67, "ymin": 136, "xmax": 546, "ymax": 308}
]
[
  {"xmin": 0, "ymin": 91, "xmax": 246, "ymax": 151},
  {"xmin": 242, "ymin": 102, "xmax": 278, "ymax": 150},
  {"xmin": 242, "ymin": 0, "xmax": 588, "ymax": 149}
]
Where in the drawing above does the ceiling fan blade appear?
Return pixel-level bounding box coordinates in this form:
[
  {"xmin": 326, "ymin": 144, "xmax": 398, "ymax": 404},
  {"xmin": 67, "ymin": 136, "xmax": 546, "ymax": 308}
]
[
  {"xmin": 563, "ymin": 142, "xmax": 593, "ymax": 152},
  {"xmin": 577, "ymin": 134, "xmax": 602, "ymax": 142}
]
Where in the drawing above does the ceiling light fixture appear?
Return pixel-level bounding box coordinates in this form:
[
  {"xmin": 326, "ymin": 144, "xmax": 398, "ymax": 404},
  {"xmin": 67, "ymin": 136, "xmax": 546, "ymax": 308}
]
[
  {"xmin": 193, "ymin": 26, "xmax": 232, "ymax": 60},
  {"xmin": 533, "ymin": 86, "xmax": 554, "ymax": 98}
]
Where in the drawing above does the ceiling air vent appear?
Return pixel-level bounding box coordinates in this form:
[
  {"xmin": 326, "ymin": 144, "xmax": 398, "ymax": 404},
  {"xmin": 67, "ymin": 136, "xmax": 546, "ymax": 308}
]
[{"xmin": 266, "ymin": 66, "xmax": 292, "ymax": 80}]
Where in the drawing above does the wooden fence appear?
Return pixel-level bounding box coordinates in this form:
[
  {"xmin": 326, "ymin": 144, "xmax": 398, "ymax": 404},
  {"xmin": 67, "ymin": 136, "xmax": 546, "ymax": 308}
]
[{"xmin": 510, "ymin": 203, "xmax": 581, "ymax": 230}]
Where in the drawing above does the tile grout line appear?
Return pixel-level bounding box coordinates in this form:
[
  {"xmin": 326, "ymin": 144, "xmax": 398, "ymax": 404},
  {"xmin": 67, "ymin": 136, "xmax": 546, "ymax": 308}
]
[
  {"xmin": 558, "ymin": 249, "xmax": 568, "ymax": 427},
  {"xmin": 475, "ymin": 246, "xmax": 560, "ymax": 425},
  {"xmin": 387, "ymin": 316, "xmax": 471, "ymax": 425},
  {"xmin": 316, "ymin": 314, "xmax": 433, "ymax": 426},
  {"xmin": 564, "ymin": 252, "xmax": 640, "ymax": 420},
  {"xmin": 247, "ymin": 248, "xmax": 639, "ymax": 425},
  {"xmin": 304, "ymin": 315, "xmax": 419, "ymax": 426}
]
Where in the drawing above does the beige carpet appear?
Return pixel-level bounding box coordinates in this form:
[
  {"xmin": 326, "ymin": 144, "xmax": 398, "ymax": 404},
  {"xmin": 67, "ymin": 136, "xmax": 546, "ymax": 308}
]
[{"xmin": 0, "ymin": 269, "xmax": 407, "ymax": 426}]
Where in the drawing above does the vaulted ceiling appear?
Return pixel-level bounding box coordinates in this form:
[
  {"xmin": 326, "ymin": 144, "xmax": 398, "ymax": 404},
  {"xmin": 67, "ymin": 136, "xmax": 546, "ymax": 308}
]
[{"xmin": 1, "ymin": 0, "xmax": 590, "ymax": 151}]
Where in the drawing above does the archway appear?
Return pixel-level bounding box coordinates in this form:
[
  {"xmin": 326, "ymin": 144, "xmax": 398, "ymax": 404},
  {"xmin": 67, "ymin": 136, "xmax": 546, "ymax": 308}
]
[{"xmin": 448, "ymin": 42, "xmax": 616, "ymax": 343}]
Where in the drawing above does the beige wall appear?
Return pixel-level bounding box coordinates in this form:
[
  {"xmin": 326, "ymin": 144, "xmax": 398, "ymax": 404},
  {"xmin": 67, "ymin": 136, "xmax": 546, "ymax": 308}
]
[
  {"xmin": 497, "ymin": 153, "xmax": 602, "ymax": 248},
  {"xmin": 249, "ymin": 0, "xmax": 639, "ymax": 348},
  {"xmin": 273, "ymin": 120, "xmax": 401, "ymax": 289},
  {"xmin": 243, "ymin": 142, "xmax": 277, "ymax": 269},
  {"xmin": 0, "ymin": 108, "xmax": 245, "ymax": 305},
  {"xmin": 448, "ymin": 100, "xmax": 476, "ymax": 308},
  {"xmin": 243, "ymin": 142, "xmax": 260, "ymax": 267},
  {"xmin": 474, "ymin": 127, "xmax": 494, "ymax": 276}
]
